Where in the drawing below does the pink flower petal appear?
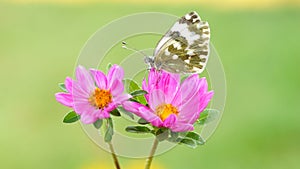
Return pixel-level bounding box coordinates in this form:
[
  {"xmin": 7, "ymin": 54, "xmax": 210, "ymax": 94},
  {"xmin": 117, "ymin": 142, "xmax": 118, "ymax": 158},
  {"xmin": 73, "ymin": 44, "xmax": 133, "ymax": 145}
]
[
  {"xmin": 76, "ymin": 65, "xmax": 94, "ymax": 94},
  {"xmin": 177, "ymin": 92, "xmax": 201, "ymax": 123},
  {"xmin": 72, "ymin": 81, "xmax": 91, "ymax": 110},
  {"xmin": 147, "ymin": 68, "xmax": 157, "ymax": 88},
  {"xmin": 172, "ymin": 74, "xmax": 201, "ymax": 108},
  {"xmin": 55, "ymin": 93, "xmax": 73, "ymax": 108},
  {"xmin": 149, "ymin": 89, "xmax": 165, "ymax": 111},
  {"xmin": 170, "ymin": 122, "xmax": 194, "ymax": 132},
  {"xmin": 107, "ymin": 64, "xmax": 124, "ymax": 88},
  {"xmin": 162, "ymin": 74, "xmax": 180, "ymax": 103},
  {"xmin": 201, "ymin": 77, "xmax": 208, "ymax": 91},
  {"xmin": 97, "ymin": 109, "xmax": 110, "ymax": 119},
  {"xmin": 104, "ymin": 103, "xmax": 117, "ymax": 113},
  {"xmin": 198, "ymin": 91, "xmax": 214, "ymax": 113},
  {"xmin": 65, "ymin": 77, "xmax": 73, "ymax": 93},
  {"xmin": 110, "ymin": 79, "xmax": 124, "ymax": 96},
  {"xmin": 163, "ymin": 114, "xmax": 177, "ymax": 128},
  {"xmin": 113, "ymin": 94, "xmax": 131, "ymax": 104},
  {"xmin": 187, "ymin": 91, "xmax": 214, "ymax": 124},
  {"xmin": 139, "ymin": 106, "xmax": 163, "ymax": 127},
  {"xmin": 121, "ymin": 101, "xmax": 141, "ymax": 114},
  {"xmin": 122, "ymin": 101, "xmax": 163, "ymax": 127},
  {"xmin": 145, "ymin": 68, "xmax": 161, "ymax": 93},
  {"xmin": 80, "ymin": 113, "xmax": 98, "ymax": 124},
  {"xmin": 170, "ymin": 88, "xmax": 182, "ymax": 107},
  {"xmin": 197, "ymin": 77, "xmax": 208, "ymax": 96},
  {"xmin": 73, "ymin": 101, "xmax": 94, "ymax": 115},
  {"xmin": 90, "ymin": 69, "xmax": 107, "ymax": 89},
  {"xmin": 142, "ymin": 79, "xmax": 149, "ymax": 101},
  {"xmin": 72, "ymin": 81, "xmax": 90, "ymax": 97},
  {"xmin": 142, "ymin": 79, "xmax": 148, "ymax": 91}
]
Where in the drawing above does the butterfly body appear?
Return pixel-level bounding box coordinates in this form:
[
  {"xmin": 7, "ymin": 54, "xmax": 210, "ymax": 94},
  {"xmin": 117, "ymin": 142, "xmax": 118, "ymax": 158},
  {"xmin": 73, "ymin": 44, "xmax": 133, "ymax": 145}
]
[{"xmin": 145, "ymin": 11, "xmax": 210, "ymax": 74}]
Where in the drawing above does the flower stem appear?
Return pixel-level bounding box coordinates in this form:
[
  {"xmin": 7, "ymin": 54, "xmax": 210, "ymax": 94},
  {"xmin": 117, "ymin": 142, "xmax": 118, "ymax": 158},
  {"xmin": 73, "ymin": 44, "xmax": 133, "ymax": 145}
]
[
  {"xmin": 108, "ymin": 142, "xmax": 121, "ymax": 169},
  {"xmin": 145, "ymin": 138, "xmax": 159, "ymax": 169}
]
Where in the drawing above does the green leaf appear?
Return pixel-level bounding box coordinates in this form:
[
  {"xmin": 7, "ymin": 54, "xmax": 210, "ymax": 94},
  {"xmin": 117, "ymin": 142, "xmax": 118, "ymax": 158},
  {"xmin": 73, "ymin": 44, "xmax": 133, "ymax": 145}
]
[
  {"xmin": 118, "ymin": 107, "xmax": 134, "ymax": 119},
  {"xmin": 154, "ymin": 128, "xmax": 167, "ymax": 136},
  {"xmin": 156, "ymin": 129, "xmax": 169, "ymax": 142},
  {"xmin": 93, "ymin": 119, "xmax": 103, "ymax": 129},
  {"xmin": 58, "ymin": 83, "xmax": 68, "ymax": 92},
  {"xmin": 123, "ymin": 79, "xmax": 140, "ymax": 93},
  {"xmin": 136, "ymin": 96, "xmax": 147, "ymax": 105},
  {"xmin": 123, "ymin": 79, "xmax": 147, "ymax": 105},
  {"xmin": 138, "ymin": 118, "xmax": 149, "ymax": 125},
  {"xmin": 168, "ymin": 131, "xmax": 179, "ymax": 142},
  {"xmin": 185, "ymin": 132, "xmax": 205, "ymax": 145},
  {"xmin": 106, "ymin": 63, "xmax": 112, "ymax": 71},
  {"xmin": 130, "ymin": 90, "xmax": 148, "ymax": 105},
  {"xmin": 179, "ymin": 138, "xmax": 197, "ymax": 148},
  {"xmin": 128, "ymin": 98, "xmax": 140, "ymax": 103},
  {"xmin": 198, "ymin": 111, "xmax": 209, "ymax": 121},
  {"xmin": 104, "ymin": 118, "xmax": 114, "ymax": 143},
  {"xmin": 125, "ymin": 126, "xmax": 151, "ymax": 134},
  {"xmin": 152, "ymin": 128, "xmax": 169, "ymax": 141},
  {"xmin": 130, "ymin": 90, "xmax": 148, "ymax": 97},
  {"xmin": 63, "ymin": 111, "xmax": 80, "ymax": 123},
  {"xmin": 110, "ymin": 109, "xmax": 121, "ymax": 116},
  {"xmin": 197, "ymin": 109, "xmax": 220, "ymax": 125}
]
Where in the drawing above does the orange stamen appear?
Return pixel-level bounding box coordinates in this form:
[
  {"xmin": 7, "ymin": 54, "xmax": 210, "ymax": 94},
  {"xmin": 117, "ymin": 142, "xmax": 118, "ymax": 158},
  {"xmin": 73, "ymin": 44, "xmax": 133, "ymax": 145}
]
[
  {"xmin": 89, "ymin": 88, "xmax": 112, "ymax": 109},
  {"xmin": 156, "ymin": 104, "xmax": 179, "ymax": 121}
]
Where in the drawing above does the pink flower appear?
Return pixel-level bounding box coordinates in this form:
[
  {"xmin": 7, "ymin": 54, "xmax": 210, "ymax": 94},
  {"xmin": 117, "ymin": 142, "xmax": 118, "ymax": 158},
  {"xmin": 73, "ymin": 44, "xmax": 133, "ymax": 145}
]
[
  {"xmin": 123, "ymin": 69, "xmax": 214, "ymax": 132},
  {"xmin": 55, "ymin": 65, "xmax": 131, "ymax": 124}
]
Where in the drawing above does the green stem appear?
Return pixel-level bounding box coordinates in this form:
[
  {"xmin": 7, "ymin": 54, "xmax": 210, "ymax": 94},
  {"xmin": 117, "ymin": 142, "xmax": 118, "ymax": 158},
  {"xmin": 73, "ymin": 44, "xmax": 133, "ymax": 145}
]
[
  {"xmin": 145, "ymin": 138, "xmax": 159, "ymax": 169},
  {"xmin": 108, "ymin": 142, "xmax": 121, "ymax": 169}
]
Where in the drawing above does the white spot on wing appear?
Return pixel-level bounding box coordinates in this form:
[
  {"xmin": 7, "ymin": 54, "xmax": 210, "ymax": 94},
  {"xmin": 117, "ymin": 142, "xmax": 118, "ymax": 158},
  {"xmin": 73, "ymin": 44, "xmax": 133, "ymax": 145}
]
[
  {"xmin": 170, "ymin": 22, "xmax": 188, "ymax": 32},
  {"xmin": 192, "ymin": 67, "xmax": 203, "ymax": 73},
  {"xmin": 181, "ymin": 28, "xmax": 201, "ymax": 44},
  {"xmin": 176, "ymin": 44, "xmax": 182, "ymax": 50},
  {"xmin": 173, "ymin": 42, "xmax": 180, "ymax": 48},
  {"xmin": 172, "ymin": 55, "xmax": 178, "ymax": 60},
  {"xmin": 192, "ymin": 18, "xmax": 199, "ymax": 23},
  {"xmin": 165, "ymin": 49, "xmax": 170, "ymax": 56},
  {"xmin": 187, "ymin": 49, "xmax": 194, "ymax": 55},
  {"xmin": 185, "ymin": 14, "xmax": 191, "ymax": 20}
]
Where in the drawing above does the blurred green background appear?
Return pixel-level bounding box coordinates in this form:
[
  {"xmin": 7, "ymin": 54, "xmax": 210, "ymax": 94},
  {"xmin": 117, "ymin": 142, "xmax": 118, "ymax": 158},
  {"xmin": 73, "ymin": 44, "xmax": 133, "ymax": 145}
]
[{"xmin": 1, "ymin": 0, "xmax": 300, "ymax": 169}]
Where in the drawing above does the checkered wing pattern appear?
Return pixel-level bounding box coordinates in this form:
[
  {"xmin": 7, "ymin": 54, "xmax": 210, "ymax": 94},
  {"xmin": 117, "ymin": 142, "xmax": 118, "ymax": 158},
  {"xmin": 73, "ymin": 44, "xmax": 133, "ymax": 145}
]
[{"xmin": 153, "ymin": 11, "xmax": 210, "ymax": 74}]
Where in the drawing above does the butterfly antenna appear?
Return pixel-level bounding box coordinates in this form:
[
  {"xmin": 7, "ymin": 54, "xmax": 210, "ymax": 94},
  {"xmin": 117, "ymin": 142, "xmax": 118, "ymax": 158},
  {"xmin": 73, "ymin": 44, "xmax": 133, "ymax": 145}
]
[{"xmin": 121, "ymin": 41, "xmax": 148, "ymax": 57}]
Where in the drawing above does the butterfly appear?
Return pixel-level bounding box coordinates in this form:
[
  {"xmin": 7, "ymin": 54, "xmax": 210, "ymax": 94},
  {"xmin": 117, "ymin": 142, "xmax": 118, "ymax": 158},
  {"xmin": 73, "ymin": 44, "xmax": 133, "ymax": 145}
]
[{"xmin": 145, "ymin": 11, "xmax": 210, "ymax": 74}]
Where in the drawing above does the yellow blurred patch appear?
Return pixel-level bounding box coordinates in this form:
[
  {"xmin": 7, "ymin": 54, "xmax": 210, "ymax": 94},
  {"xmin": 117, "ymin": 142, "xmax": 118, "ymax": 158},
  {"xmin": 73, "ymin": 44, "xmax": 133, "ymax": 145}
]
[
  {"xmin": 81, "ymin": 160, "xmax": 165, "ymax": 169},
  {"xmin": 81, "ymin": 162, "xmax": 114, "ymax": 169},
  {"xmin": 7, "ymin": 0, "xmax": 300, "ymax": 9},
  {"xmin": 126, "ymin": 160, "xmax": 165, "ymax": 169}
]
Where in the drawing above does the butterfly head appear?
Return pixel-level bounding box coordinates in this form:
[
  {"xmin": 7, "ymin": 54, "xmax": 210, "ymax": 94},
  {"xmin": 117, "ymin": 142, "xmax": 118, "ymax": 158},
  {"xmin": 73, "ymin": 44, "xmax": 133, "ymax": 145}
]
[{"xmin": 144, "ymin": 55, "xmax": 162, "ymax": 71}]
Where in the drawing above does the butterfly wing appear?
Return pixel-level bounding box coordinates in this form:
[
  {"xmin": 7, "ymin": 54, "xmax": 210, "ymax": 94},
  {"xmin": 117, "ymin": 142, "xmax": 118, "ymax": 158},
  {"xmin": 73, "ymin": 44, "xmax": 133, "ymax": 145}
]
[{"xmin": 153, "ymin": 11, "xmax": 210, "ymax": 74}]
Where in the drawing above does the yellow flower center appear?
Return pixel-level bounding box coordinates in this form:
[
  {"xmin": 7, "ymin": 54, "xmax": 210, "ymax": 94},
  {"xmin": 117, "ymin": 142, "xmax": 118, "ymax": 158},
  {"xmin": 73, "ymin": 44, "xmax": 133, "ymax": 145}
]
[
  {"xmin": 89, "ymin": 88, "xmax": 112, "ymax": 109},
  {"xmin": 156, "ymin": 104, "xmax": 179, "ymax": 121}
]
